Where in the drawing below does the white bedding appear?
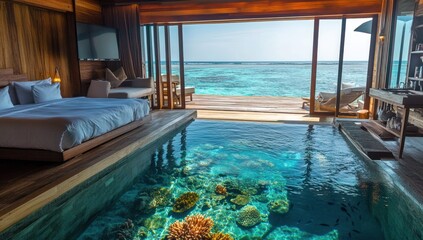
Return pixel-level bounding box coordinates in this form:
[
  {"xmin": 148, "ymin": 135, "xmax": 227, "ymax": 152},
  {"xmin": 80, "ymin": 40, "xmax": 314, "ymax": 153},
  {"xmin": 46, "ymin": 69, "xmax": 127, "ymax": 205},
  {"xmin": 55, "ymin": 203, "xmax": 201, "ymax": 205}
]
[{"xmin": 0, "ymin": 97, "xmax": 149, "ymax": 152}]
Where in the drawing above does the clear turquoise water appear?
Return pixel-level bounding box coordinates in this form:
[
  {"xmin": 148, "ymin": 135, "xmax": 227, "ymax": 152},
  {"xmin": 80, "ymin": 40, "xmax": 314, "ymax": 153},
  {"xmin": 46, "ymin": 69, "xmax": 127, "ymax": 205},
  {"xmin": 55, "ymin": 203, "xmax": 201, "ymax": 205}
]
[
  {"xmin": 161, "ymin": 61, "xmax": 369, "ymax": 97},
  {"xmin": 78, "ymin": 120, "xmax": 389, "ymax": 240}
]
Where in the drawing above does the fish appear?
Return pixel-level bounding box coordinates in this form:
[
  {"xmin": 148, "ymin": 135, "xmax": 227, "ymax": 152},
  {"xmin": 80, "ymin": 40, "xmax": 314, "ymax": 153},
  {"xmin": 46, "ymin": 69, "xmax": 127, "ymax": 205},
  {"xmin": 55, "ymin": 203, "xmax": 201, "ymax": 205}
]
[
  {"xmin": 320, "ymin": 223, "xmax": 330, "ymax": 227},
  {"xmin": 341, "ymin": 206, "xmax": 347, "ymax": 212},
  {"xmin": 336, "ymin": 218, "xmax": 340, "ymax": 223},
  {"xmin": 353, "ymin": 229, "xmax": 361, "ymax": 234},
  {"xmin": 327, "ymin": 201, "xmax": 335, "ymax": 205}
]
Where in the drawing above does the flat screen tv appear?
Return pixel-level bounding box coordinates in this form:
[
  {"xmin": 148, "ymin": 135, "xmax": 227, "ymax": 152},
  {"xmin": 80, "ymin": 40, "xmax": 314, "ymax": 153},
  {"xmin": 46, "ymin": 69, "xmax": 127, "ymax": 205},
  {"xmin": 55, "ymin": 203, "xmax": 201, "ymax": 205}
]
[{"xmin": 77, "ymin": 23, "xmax": 120, "ymax": 60}]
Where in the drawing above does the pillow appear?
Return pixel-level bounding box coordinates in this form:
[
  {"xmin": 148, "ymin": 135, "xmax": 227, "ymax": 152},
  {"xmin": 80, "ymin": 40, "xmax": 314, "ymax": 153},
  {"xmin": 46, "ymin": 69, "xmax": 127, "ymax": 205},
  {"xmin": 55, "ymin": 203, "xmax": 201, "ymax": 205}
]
[
  {"xmin": 32, "ymin": 83, "xmax": 62, "ymax": 103},
  {"xmin": 13, "ymin": 78, "xmax": 52, "ymax": 104},
  {"xmin": 105, "ymin": 67, "xmax": 127, "ymax": 88},
  {"xmin": 87, "ymin": 80, "xmax": 111, "ymax": 98},
  {"xmin": 0, "ymin": 86, "xmax": 14, "ymax": 110},
  {"xmin": 8, "ymin": 85, "xmax": 19, "ymax": 105}
]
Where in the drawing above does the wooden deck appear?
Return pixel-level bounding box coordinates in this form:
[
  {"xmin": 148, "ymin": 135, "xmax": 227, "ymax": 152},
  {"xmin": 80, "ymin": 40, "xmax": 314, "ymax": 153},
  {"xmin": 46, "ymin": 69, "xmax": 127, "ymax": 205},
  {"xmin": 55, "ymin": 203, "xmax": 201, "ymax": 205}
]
[
  {"xmin": 186, "ymin": 94, "xmax": 333, "ymax": 123},
  {"xmin": 0, "ymin": 110, "xmax": 196, "ymax": 232}
]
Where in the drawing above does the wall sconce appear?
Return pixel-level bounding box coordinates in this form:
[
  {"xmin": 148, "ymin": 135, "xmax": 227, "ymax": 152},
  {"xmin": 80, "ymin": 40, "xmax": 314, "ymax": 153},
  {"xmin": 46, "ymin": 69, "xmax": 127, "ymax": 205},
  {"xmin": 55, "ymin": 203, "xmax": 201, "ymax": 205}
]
[{"xmin": 53, "ymin": 67, "xmax": 61, "ymax": 83}]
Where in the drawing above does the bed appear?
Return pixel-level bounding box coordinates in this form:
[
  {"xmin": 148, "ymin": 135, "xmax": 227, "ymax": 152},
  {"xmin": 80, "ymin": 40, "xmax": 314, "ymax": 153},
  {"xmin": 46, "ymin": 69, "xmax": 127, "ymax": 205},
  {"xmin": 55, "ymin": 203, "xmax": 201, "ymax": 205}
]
[{"xmin": 0, "ymin": 71, "xmax": 150, "ymax": 162}]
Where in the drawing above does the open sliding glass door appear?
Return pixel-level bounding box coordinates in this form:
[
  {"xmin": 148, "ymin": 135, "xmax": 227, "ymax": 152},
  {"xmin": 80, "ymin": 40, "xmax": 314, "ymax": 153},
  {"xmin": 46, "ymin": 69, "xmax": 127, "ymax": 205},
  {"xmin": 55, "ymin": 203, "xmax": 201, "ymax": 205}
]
[
  {"xmin": 141, "ymin": 24, "xmax": 186, "ymax": 109},
  {"xmin": 309, "ymin": 16, "xmax": 377, "ymax": 118}
]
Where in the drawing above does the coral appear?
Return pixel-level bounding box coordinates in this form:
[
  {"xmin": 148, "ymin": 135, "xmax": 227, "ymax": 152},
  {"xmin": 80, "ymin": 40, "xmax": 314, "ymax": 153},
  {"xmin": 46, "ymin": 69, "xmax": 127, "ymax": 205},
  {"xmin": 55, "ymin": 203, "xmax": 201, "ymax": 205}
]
[
  {"xmin": 211, "ymin": 232, "xmax": 234, "ymax": 240},
  {"xmin": 135, "ymin": 187, "xmax": 171, "ymax": 214},
  {"xmin": 268, "ymin": 198, "xmax": 290, "ymax": 215},
  {"xmin": 173, "ymin": 192, "xmax": 200, "ymax": 213},
  {"xmin": 236, "ymin": 205, "xmax": 262, "ymax": 228},
  {"xmin": 167, "ymin": 214, "xmax": 214, "ymax": 240},
  {"xmin": 230, "ymin": 195, "xmax": 250, "ymax": 206},
  {"xmin": 102, "ymin": 219, "xmax": 135, "ymax": 240},
  {"xmin": 215, "ymin": 185, "xmax": 227, "ymax": 196}
]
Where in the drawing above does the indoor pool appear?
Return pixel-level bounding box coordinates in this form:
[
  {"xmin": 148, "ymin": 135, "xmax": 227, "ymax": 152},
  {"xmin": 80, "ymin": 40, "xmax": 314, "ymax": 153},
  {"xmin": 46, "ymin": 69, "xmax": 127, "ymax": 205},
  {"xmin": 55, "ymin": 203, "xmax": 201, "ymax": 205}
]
[{"xmin": 74, "ymin": 120, "xmax": 420, "ymax": 240}]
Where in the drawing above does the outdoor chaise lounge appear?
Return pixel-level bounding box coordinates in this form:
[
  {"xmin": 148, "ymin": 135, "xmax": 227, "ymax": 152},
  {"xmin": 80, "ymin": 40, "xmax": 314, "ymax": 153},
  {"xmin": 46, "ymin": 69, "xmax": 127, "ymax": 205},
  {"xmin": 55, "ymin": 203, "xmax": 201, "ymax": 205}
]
[{"xmin": 303, "ymin": 87, "xmax": 365, "ymax": 112}]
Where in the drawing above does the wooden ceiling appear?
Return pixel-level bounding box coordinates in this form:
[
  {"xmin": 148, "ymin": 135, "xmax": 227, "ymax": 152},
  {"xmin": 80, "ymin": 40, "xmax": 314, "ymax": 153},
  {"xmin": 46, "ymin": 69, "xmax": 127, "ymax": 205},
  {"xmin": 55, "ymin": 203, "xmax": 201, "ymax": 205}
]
[{"xmin": 101, "ymin": 0, "xmax": 383, "ymax": 24}]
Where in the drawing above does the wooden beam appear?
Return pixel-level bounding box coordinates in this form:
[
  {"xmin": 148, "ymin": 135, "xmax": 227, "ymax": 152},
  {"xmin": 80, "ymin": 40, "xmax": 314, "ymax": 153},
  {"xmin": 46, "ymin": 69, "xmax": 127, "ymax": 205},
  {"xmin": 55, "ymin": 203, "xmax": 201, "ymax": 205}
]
[
  {"xmin": 153, "ymin": 24, "xmax": 163, "ymax": 109},
  {"xmin": 335, "ymin": 17, "xmax": 347, "ymax": 118},
  {"xmin": 310, "ymin": 18, "xmax": 319, "ymax": 115},
  {"xmin": 364, "ymin": 15, "xmax": 378, "ymax": 110},
  {"xmin": 14, "ymin": 0, "xmax": 73, "ymax": 12},
  {"xmin": 178, "ymin": 24, "xmax": 186, "ymax": 109},
  {"xmin": 164, "ymin": 25, "xmax": 173, "ymax": 109},
  {"xmin": 137, "ymin": 0, "xmax": 383, "ymax": 24}
]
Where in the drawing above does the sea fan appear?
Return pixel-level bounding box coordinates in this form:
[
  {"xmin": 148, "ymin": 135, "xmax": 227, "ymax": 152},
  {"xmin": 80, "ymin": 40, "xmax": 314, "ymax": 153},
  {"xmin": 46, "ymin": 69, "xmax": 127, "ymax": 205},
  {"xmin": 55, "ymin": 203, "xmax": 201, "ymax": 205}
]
[{"xmin": 167, "ymin": 214, "xmax": 214, "ymax": 240}]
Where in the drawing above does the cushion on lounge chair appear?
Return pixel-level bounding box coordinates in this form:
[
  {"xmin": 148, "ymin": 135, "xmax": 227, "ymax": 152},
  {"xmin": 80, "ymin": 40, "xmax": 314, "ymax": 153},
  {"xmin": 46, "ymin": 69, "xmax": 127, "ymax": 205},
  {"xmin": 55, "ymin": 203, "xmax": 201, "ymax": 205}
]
[{"xmin": 108, "ymin": 87, "xmax": 154, "ymax": 99}]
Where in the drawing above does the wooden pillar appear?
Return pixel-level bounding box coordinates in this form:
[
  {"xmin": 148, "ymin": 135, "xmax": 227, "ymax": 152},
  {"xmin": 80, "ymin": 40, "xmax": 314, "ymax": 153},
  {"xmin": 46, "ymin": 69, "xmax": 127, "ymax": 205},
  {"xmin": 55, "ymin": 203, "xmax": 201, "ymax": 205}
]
[
  {"xmin": 310, "ymin": 18, "xmax": 319, "ymax": 115},
  {"xmin": 364, "ymin": 15, "xmax": 378, "ymax": 110},
  {"xmin": 165, "ymin": 25, "xmax": 173, "ymax": 109},
  {"xmin": 153, "ymin": 24, "xmax": 162, "ymax": 109},
  {"xmin": 146, "ymin": 25, "xmax": 153, "ymax": 79},
  {"xmin": 335, "ymin": 17, "xmax": 347, "ymax": 118},
  {"xmin": 178, "ymin": 24, "xmax": 186, "ymax": 109}
]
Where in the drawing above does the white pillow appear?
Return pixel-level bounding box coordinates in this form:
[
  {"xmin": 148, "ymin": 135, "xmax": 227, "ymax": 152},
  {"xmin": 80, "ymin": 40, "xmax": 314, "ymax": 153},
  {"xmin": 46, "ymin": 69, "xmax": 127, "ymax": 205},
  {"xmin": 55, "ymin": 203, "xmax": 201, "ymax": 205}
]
[
  {"xmin": 341, "ymin": 82, "xmax": 355, "ymax": 90},
  {"xmin": 32, "ymin": 83, "xmax": 62, "ymax": 103},
  {"xmin": 87, "ymin": 80, "xmax": 111, "ymax": 98},
  {"xmin": 13, "ymin": 78, "xmax": 52, "ymax": 104},
  {"xmin": 0, "ymin": 86, "xmax": 14, "ymax": 110}
]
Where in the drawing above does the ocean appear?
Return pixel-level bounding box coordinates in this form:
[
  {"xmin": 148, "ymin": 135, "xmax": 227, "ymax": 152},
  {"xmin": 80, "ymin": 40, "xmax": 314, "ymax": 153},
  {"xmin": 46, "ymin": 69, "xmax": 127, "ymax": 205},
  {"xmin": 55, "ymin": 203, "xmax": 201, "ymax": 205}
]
[{"xmin": 158, "ymin": 61, "xmax": 370, "ymax": 97}]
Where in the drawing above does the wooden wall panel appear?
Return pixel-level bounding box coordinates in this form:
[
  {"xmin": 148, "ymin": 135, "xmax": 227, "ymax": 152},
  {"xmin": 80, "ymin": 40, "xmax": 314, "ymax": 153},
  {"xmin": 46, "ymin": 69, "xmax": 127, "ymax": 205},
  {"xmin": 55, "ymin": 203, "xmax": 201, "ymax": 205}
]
[
  {"xmin": 76, "ymin": 0, "xmax": 103, "ymax": 24},
  {"xmin": 137, "ymin": 0, "xmax": 383, "ymax": 24},
  {"xmin": 0, "ymin": 2, "xmax": 13, "ymax": 70},
  {"xmin": 14, "ymin": 0, "xmax": 73, "ymax": 12},
  {"xmin": 0, "ymin": 1, "xmax": 78, "ymax": 97}
]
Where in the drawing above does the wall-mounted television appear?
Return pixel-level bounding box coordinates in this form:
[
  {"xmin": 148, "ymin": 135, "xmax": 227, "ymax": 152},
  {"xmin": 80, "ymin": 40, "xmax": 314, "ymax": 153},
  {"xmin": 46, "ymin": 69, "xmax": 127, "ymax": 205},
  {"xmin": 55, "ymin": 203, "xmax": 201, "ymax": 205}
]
[{"xmin": 77, "ymin": 23, "xmax": 120, "ymax": 61}]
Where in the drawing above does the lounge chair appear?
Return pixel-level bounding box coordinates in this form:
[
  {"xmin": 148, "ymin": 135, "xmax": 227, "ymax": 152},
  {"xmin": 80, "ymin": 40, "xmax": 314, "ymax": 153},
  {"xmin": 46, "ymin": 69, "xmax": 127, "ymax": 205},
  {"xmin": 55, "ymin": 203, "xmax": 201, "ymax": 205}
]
[
  {"xmin": 302, "ymin": 87, "xmax": 365, "ymax": 112},
  {"xmin": 317, "ymin": 87, "xmax": 365, "ymax": 112}
]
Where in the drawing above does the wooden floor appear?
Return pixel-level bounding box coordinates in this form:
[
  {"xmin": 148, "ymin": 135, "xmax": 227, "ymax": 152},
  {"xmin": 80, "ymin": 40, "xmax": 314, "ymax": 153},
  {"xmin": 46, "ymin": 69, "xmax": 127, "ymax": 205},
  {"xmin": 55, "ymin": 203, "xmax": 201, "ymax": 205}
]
[
  {"xmin": 186, "ymin": 94, "xmax": 333, "ymax": 123},
  {"xmin": 186, "ymin": 94, "xmax": 308, "ymax": 114},
  {"xmin": 0, "ymin": 110, "xmax": 196, "ymax": 232}
]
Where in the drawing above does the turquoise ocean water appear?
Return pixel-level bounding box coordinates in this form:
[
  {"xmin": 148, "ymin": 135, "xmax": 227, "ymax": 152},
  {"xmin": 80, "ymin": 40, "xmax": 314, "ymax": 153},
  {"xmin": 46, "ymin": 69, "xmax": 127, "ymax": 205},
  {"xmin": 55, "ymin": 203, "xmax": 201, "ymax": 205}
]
[{"xmin": 160, "ymin": 61, "xmax": 369, "ymax": 97}]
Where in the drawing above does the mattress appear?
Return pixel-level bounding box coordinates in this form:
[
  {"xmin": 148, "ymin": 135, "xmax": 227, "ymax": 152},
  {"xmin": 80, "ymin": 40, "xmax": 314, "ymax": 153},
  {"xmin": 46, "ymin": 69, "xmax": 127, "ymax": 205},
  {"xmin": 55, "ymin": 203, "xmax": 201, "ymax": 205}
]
[{"xmin": 0, "ymin": 97, "xmax": 149, "ymax": 152}]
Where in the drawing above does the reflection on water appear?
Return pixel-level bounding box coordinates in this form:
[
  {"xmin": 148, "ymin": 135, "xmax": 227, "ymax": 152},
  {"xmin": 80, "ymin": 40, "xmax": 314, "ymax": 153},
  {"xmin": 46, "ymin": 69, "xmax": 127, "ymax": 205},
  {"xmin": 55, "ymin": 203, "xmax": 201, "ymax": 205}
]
[{"xmin": 78, "ymin": 121, "xmax": 397, "ymax": 239}]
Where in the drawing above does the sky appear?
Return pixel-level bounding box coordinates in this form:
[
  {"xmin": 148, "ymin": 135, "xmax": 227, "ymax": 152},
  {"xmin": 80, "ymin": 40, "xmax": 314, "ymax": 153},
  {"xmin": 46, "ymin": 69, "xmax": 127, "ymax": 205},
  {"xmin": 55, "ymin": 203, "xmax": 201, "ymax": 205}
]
[{"xmin": 174, "ymin": 18, "xmax": 373, "ymax": 62}]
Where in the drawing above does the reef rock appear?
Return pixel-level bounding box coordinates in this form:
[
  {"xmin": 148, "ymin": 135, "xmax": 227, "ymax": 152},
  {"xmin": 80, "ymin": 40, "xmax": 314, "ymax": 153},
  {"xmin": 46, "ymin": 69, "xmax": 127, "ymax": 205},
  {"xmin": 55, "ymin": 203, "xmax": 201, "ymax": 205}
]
[
  {"xmin": 236, "ymin": 205, "xmax": 262, "ymax": 228},
  {"xmin": 268, "ymin": 198, "xmax": 290, "ymax": 215},
  {"xmin": 172, "ymin": 192, "xmax": 199, "ymax": 213},
  {"xmin": 215, "ymin": 185, "xmax": 228, "ymax": 196},
  {"xmin": 144, "ymin": 215, "xmax": 167, "ymax": 231},
  {"xmin": 230, "ymin": 195, "xmax": 250, "ymax": 206}
]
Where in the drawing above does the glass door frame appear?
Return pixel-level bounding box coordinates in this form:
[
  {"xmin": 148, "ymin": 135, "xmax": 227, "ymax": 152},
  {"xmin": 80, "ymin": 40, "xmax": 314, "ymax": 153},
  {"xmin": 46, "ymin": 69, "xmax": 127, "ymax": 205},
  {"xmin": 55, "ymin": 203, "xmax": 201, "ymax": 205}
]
[
  {"xmin": 309, "ymin": 15, "xmax": 378, "ymax": 117},
  {"xmin": 142, "ymin": 24, "xmax": 186, "ymax": 109}
]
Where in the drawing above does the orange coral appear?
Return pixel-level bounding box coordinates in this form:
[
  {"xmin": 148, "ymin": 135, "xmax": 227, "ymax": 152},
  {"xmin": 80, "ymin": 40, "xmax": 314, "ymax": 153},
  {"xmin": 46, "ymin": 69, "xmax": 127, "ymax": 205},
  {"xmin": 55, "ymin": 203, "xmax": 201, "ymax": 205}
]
[
  {"xmin": 215, "ymin": 185, "xmax": 227, "ymax": 196},
  {"xmin": 211, "ymin": 232, "xmax": 234, "ymax": 240},
  {"xmin": 167, "ymin": 214, "xmax": 214, "ymax": 240}
]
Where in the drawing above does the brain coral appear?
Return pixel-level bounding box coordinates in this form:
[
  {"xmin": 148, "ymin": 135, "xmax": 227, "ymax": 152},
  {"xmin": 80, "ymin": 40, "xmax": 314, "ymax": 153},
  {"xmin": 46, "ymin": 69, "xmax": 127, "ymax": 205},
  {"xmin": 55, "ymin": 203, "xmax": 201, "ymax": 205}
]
[
  {"xmin": 236, "ymin": 205, "xmax": 262, "ymax": 228},
  {"xmin": 172, "ymin": 192, "xmax": 199, "ymax": 213}
]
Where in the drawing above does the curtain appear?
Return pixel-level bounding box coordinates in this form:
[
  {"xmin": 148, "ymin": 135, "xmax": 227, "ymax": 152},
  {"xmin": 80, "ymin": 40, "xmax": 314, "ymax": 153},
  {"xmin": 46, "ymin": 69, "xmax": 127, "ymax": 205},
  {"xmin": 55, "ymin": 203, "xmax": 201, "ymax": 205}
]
[{"xmin": 103, "ymin": 5, "xmax": 143, "ymax": 79}]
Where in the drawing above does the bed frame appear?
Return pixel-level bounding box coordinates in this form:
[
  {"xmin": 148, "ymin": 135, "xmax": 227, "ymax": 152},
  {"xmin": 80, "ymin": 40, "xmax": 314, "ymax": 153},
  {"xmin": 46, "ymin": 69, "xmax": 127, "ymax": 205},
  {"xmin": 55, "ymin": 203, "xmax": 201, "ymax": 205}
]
[{"xmin": 0, "ymin": 69, "xmax": 151, "ymax": 162}]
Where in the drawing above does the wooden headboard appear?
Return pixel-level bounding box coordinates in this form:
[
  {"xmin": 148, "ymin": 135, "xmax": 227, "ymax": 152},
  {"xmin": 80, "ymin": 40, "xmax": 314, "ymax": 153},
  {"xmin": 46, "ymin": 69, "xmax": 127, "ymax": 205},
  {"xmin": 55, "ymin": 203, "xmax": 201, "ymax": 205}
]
[{"xmin": 0, "ymin": 69, "xmax": 28, "ymax": 87}]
